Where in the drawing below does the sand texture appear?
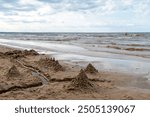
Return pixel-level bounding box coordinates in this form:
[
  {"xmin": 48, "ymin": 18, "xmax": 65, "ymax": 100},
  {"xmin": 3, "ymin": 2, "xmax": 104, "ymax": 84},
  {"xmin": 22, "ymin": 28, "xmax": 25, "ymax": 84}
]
[{"xmin": 0, "ymin": 46, "xmax": 150, "ymax": 100}]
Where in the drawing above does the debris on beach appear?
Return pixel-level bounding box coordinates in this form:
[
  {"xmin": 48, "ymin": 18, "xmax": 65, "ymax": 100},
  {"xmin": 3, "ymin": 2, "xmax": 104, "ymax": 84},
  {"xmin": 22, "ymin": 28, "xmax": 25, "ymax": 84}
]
[
  {"xmin": 6, "ymin": 65, "xmax": 20, "ymax": 77},
  {"xmin": 84, "ymin": 63, "xmax": 98, "ymax": 74},
  {"xmin": 67, "ymin": 69, "xmax": 94, "ymax": 91},
  {"xmin": 37, "ymin": 58, "xmax": 64, "ymax": 72}
]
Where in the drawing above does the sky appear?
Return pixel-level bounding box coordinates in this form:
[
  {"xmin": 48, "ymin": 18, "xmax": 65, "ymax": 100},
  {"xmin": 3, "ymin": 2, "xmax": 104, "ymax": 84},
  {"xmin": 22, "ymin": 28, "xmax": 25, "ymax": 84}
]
[{"xmin": 0, "ymin": 0, "xmax": 150, "ymax": 32}]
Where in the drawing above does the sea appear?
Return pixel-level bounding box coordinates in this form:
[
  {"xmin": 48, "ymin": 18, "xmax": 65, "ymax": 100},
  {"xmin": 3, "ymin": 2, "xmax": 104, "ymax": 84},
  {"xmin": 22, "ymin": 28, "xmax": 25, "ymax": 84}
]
[{"xmin": 0, "ymin": 32, "xmax": 150, "ymax": 79}]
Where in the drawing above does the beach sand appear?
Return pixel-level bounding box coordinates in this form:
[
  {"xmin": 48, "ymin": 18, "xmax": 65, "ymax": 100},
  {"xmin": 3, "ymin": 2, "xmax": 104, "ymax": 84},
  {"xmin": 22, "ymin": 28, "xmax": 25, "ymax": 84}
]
[{"xmin": 0, "ymin": 45, "xmax": 150, "ymax": 100}]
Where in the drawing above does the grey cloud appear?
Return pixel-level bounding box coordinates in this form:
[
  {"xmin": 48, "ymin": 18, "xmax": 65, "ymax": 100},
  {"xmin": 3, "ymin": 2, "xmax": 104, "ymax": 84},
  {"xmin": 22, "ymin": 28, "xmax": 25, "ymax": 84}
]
[
  {"xmin": 0, "ymin": 0, "xmax": 17, "ymax": 10},
  {"xmin": 0, "ymin": 0, "xmax": 38, "ymax": 15},
  {"xmin": 37, "ymin": 0, "xmax": 62, "ymax": 3},
  {"xmin": 0, "ymin": 16, "xmax": 46, "ymax": 23},
  {"xmin": 38, "ymin": 0, "xmax": 103, "ymax": 12},
  {"xmin": 0, "ymin": 0, "xmax": 17, "ymax": 4},
  {"xmin": 0, "ymin": 0, "xmax": 104, "ymax": 16},
  {"xmin": 0, "ymin": 6, "xmax": 37, "ymax": 16},
  {"xmin": 66, "ymin": 0, "xmax": 100, "ymax": 11}
]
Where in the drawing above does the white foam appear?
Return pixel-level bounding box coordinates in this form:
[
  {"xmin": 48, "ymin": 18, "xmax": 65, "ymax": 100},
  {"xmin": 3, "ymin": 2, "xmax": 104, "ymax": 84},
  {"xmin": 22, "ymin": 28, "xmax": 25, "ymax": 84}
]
[
  {"xmin": 0, "ymin": 39, "xmax": 87, "ymax": 53},
  {"xmin": 1, "ymin": 38, "xmax": 150, "ymax": 75}
]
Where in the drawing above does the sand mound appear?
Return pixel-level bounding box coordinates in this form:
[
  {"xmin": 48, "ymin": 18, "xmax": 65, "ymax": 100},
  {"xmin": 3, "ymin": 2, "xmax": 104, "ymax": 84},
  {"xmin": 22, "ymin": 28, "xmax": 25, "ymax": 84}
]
[
  {"xmin": 4, "ymin": 49, "xmax": 39, "ymax": 58},
  {"xmin": 0, "ymin": 52, "xmax": 5, "ymax": 58},
  {"xmin": 85, "ymin": 63, "xmax": 98, "ymax": 74},
  {"xmin": 4, "ymin": 50, "xmax": 24, "ymax": 58},
  {"xmin": 37, "ymin": 58, "xmax": 63, "ymax": 72},
  {"xmin": 23, "ymin": 49, "xmax": 39, "ymax": 56},
  {"xmin": 67, "ymin": 69, "xmax": 94, "ymax": 91},
  {"xmin": 0, "ymin": 52, "xmax": 4, "ymax": 56},
  {"xmin": 7, "ymin": 65, "xmax": 20, "ymax": 77}
]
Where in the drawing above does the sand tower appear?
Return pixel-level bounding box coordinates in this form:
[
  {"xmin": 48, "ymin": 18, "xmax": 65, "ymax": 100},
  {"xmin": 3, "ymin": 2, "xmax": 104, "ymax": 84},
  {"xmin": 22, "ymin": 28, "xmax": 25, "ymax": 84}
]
[
  {"xmin": 85, "ymin": 63, "xmax": 98, "ymax": 74},
  {"xmin": 7, "ymin": 65, "xmax": 20, "ymax": 77},
  {"xmin": 67, "ymin": 69, "xmax": 94, "ymax": 90}
]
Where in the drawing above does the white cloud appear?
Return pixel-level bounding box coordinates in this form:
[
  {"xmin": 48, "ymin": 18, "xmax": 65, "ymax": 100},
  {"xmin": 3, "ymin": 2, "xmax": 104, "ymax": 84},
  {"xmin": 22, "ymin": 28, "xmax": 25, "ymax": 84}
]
[
  {"xmin": 2, "ymin": 3, "xmax": 14, "ymax": 8},
  {"xmin": 101, "ymin": 0, "xmax": 116, "ymax": 14},
  {"xmin": 134, "ymin": 0, "xmax": 150, "ymax": 16},
  {"xmin": 37, "ymin": 5, "xmax": 54, "ymax": 15},
  {"xmin": 18, "ymin": 0, "xmax": 39, "ymax": 5},
  {"xmin": 121, "ymin": 0, "xmax": 133, "ymax": 6},
  {"xmin": 0, "ymin": 0, "xmax": 149, "ymax": 32}
]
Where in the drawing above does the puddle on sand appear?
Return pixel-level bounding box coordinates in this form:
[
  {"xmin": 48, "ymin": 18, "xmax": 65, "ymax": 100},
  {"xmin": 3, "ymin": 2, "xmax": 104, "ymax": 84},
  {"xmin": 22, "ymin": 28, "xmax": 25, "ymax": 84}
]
[
  {"xmin": 53, "ymin": 53, "xmax": 150, "ymax": 76},
  {"xmin": 0, "ymin": 38, "xmax": 150, "ymax": 79}
]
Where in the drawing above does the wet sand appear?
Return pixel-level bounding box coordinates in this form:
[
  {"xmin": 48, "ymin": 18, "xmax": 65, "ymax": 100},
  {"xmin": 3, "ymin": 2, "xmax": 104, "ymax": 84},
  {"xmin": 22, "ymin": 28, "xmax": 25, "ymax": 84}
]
[{"xmin": 0, "ymin": 45, "xmax": 150, "ymax": 100}]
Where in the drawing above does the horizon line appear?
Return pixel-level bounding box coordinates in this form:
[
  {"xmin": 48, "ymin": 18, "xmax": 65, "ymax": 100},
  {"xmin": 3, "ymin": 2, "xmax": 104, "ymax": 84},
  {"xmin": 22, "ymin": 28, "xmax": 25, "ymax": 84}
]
[{"xmin": 0, "ymin": 31, "xmax": 150, "ymax": 33}]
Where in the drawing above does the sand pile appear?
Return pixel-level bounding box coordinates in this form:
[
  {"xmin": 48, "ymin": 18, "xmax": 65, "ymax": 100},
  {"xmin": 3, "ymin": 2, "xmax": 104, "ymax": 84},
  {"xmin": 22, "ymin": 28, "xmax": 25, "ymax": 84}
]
[
  {"xmin": 0, "ymin": 52, "xmax": 3, "ymax": 56},
  {"xmin": 67, "ymin": 69, "xmax": 94, "ymax": 91},
  {"xmin": 4, "ymin": 49, "xmax": 39, "ymax": 58},
  {"xmin": 23, "ymin": 49, "xmax": 39, "ymax": 56},
  {"xmin": 4, "ymin": 50, "xmax": 24, "ymax": 58},
  {"xmin": 7, "ymin": 65, "xmax": 20, "ymax": 77},
  {"xmin": 0, "ymin": 52, "xmax": 5, "ymax": 58},
  {"xmin": 37, "ymin": 58, "xmax": 63, "ymax": 72},
  {"xmin": 85, "ymin": 63, "xmax": 98, "ymax": 74}
]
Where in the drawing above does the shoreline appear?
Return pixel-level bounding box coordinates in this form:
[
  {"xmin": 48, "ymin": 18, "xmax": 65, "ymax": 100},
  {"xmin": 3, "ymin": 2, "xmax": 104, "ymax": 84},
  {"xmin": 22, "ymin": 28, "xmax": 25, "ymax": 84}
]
[
  {"xmin": 1, "ymin": 38, "xmax": 150, "ymax": 77},
  {"xmin": 0, "ymin": 45, "xmax": 150, "ymax": 99}
]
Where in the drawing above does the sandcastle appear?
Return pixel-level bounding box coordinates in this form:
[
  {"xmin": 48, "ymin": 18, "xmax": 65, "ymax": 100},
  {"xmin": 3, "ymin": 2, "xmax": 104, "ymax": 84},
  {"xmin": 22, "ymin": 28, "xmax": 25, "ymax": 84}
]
[
  {"xmin": 0, "ymin": 52, "xmax": 5, "ymax": 58},
  {"xmin": 23, "ymin": 49, "xmax": 39, "ymax": 56},
  {"xmin": 67, "ymin": 69, "xmax": 94, "ymax": 90},
  {"xmin": 37, "ymin": 58, "xmax": 63, "ymax": 72},
  {"xmin": 7, "ymin": 65, "xmax": 20, "ymax": 77},
  {"xmin": 84, "ymin": 63, "xmax": 98, "ymax": 74},
  {"xmin": 4, "ymin": 49, "xmax": 39, "ymax": 58}
]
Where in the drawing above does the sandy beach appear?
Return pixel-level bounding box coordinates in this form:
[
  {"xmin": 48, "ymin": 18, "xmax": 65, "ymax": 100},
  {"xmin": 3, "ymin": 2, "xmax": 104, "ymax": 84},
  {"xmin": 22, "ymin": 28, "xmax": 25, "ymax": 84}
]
[{"xmin": 0, "ymin": 45, "xmax": 150, "ymax": 100}]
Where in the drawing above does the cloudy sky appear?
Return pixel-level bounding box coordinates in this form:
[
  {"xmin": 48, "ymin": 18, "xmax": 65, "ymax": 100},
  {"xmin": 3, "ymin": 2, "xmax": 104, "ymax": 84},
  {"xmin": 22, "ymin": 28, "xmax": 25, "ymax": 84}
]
[{"xmin": 0, "ymin": 0, "xmax": 150, "ymax": 32}]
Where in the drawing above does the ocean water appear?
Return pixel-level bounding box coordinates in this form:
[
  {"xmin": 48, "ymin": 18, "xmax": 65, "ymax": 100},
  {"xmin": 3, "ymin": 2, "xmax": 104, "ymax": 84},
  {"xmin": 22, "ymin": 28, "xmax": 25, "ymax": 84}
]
[{"xmin": 0, "ymin": 32, "xmax": 150, "ymax": 78}]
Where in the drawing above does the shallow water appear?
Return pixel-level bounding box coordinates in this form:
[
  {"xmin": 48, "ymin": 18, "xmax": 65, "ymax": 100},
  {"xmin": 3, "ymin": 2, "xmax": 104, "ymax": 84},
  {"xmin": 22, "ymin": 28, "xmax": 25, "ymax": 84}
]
[{"xmin": 0, "ymin": 32, "xmax": 150, "ymax": 78}]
